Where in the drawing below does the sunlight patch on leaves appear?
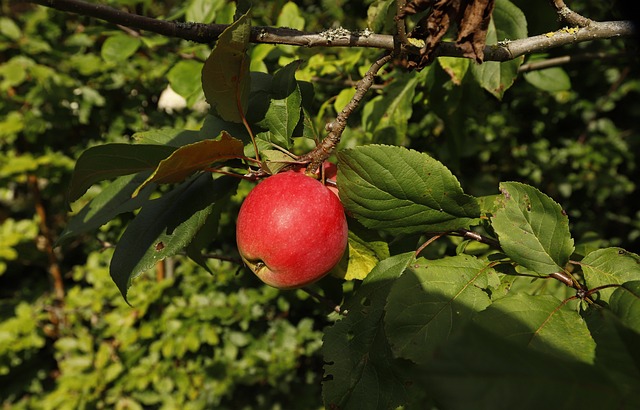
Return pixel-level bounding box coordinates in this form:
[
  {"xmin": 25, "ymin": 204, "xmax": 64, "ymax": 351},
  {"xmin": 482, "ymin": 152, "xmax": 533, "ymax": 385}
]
[
  {"xmin": 337, "ymin": 145, "xmax": 480, "ymax": 235},
  {"xmin": 491, "ymin": 182, "xmax": 574, "ymax": 275}
]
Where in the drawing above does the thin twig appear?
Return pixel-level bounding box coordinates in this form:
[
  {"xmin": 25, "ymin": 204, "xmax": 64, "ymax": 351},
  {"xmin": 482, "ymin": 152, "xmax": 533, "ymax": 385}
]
[
  {"xmin": 518, "ymin": 51, "xmax": 631, "ymax": 73},
  {"xmin": 548, "ymin": 0, "xmax": 594, "ymax": 27}
]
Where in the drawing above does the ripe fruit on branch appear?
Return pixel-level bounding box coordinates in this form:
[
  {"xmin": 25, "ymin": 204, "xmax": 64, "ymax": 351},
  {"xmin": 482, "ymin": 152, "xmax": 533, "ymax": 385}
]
[
  {"xmin": 291, "ymin": 161, "xmax": 339, "ymax": 198},
  {"xmin": 236, "ymin": 171, "xmax": 348, "ymax": 289}
]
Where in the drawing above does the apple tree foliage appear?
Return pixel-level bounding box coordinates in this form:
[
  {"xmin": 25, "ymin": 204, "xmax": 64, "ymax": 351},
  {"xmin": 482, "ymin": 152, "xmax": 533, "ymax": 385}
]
[{"xmin": 2, "ymin": 0, "xmax": 640, "ymax": 408}]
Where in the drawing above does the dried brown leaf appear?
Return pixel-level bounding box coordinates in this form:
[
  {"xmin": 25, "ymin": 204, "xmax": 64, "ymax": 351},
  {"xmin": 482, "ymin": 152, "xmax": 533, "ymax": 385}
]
[{"xmin": 401, "ymin": 0, "xmax": 495, "ymax": 69}]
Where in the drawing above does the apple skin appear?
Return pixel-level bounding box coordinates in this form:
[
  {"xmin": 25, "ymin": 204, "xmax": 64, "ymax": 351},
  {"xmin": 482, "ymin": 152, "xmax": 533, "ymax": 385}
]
[
  {"xmin": 236, "ymin": 171, "xmax": 348, "ymax": 289},
  {"xmin": 291, "ymin": 161, "xmax": 339, "ymax": 198}
]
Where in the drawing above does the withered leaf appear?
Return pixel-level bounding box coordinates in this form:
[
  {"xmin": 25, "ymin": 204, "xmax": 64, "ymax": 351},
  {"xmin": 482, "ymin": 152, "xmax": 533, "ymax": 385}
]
[{"xmin": 401, "ymin": 0, "xmax": 495, "ymax": 69}]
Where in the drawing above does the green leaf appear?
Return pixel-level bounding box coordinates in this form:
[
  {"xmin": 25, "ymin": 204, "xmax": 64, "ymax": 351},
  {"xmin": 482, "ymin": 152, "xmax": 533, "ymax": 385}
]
[
  {"xmin": 384, "ymin": 254, "xmax": 493, "ymax": 364},
  {"xmin": 68, "ymin": 144, "xmax": 176, "ymax": 203},
  {"xmin": 0, "ymin": 17, "xmax": 22, "ymax": 41},
  {"xmin": 110, "ymin": 174, "xmax": 236, "ymax": 303},
  {"xmin": 331, "ymin": 219, "xmax": 390, "ymax": 281},
  {"xmin": 524, "ymin": 66, "xmax": 571, "ymax": 92},
  {"xmin": 101, "ymin": 33, "xmax": 141, "ymax": 62},
  {"xmin": 437, "ymin": 56, "xmax": 470, "ymax": 85},
  {"xmin": 337, "ymin": 145, "xmax": 481, "ymax": 235},
  {"xmin": 201, "ymin": 10, "xmax": 251, "ymax": 123},
  {"xmin": 167, "ymin": 60, "xmax": 204, "ymax": 98},
  {"xmin": 58, "ymin": 173, "xmax": 156, "ymax": 245},
  {"xmin": 361, "ymin": 71, "xmax": 423, "ymax": 145},
  {"xmin": 186, "ymin": 0, "xmax": 227, "ymax": 24},
  {"xmin": 584, "ymin": 303, "xmax": 640, "ymax": 396},
  {"xmin": 185, "ymin": 180, "xmax": 240, "ymax": 274},
  {"xmin": 581, "ymin": 248, "xmax": 640, "ymax": 303},
  {"xmin": 425, "ymin": 323, "xmax": 625, "ymax": 409},
  {"xmin": 472, "ymin": 0, "xmax": 527, "ymax": 99},
  {"xmin": 261, "ymin": 62, "xmax": 303, "ymax": 149},
  {"xmin": 276, "ymin": 2, "xmax": 305, "ymax": 30},
  {"xmin": 491, "ymin": 182, "xmax": 574, "ymax": 275},
  {"xmin": 367, "ymin": 0, "xmax": 396, "ymax": 33},
  {"xmin": 323, "ymin": 252, "xmax": 418, "ymax": 410},
  {"xmin": 132, "ymin": 128, "xmax": 203, "ymax": 147},
  {"xmin": 608, "ymin": 281, "xmax": 640, "ymax": 334},
  {"xmin": 133, "ymin": 132, "xmax": 244, "ymax": 196},
  {"xmin": 474, "ymin": 293, "xmax": 596, "ymax": 363}
]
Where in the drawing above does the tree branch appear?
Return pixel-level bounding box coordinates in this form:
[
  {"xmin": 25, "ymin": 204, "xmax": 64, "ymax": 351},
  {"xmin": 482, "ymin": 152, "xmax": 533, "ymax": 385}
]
[
  {"xmin": 23, "ymin": 0, "xmax": 636, "ymax": 62},
  {"xmin": 298, "ymin": 52, "xmax": 394, "ymax": 173}
]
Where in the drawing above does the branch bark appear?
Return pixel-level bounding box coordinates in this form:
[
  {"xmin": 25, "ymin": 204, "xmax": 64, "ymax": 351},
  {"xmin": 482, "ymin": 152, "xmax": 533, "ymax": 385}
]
[{"xmin": 22, "ymin": 0, "xmax": 636, "ymax": 62}]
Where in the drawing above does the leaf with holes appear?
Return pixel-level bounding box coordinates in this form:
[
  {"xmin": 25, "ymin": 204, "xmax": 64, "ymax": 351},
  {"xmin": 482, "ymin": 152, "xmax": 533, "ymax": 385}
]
[
  {"xmin": 491, "ymin": 182, "xmax": 574, "ymax": 275},
  {"xmin": 322, "ymin": 252, "xmax": 417, "ymax": 410}
]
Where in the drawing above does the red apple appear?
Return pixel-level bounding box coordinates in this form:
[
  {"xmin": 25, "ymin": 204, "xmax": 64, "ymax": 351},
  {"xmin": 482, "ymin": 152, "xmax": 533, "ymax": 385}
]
[{"xmin": 236, "ymin": 171, "xmax": 348, "ymax": 289}]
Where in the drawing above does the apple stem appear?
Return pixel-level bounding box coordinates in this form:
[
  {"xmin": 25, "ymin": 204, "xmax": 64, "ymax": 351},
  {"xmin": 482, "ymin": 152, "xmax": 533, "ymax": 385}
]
[{"xmin": 298, "ymin": 52, "xmax": 394, "ymax": 174}]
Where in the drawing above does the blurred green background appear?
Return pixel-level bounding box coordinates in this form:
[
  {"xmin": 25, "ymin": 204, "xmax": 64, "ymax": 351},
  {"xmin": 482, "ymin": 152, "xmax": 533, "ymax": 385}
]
[{"xmin": 1, "ymin": 0, "xmax": 638, "ymax": 408}]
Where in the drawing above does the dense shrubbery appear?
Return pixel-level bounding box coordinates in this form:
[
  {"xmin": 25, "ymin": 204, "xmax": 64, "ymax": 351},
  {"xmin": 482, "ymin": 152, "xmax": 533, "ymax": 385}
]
[{"xmin": 1, "ymin": 0, "xmax": 638, "ymax": 408}]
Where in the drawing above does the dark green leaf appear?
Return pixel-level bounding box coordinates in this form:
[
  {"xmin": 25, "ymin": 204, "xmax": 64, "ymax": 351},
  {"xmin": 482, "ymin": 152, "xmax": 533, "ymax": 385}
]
[
  {"xmin": 474, "ymin": 293, "xmax": 595, "ymax": 363},
  {"xmin": 584, "ymin": 305, "xmax": 640, "ymax": 397},
  {"xmin": 260, "ymin": 62, "xmax": 303, "ymax": 149},
  {"xmin": 609, "ymin": 281, "xmax": 640, "ymax": 334},
  {"xmin": 58, "ymin": 173, "xmax": 155, "ymax": 245},
  {"xmin": 110, "ymin": 174, "xmax": 236, "ymax": 302},
  {"xmin": 201, "ymin": 10, "xmax": 251, "ymax": 123},
  {"xmin": 361, "ymin": 71, "xmax": 424, "ymax": 145},
  {"xmin": 425, "ymin": 323, "xmax": 626, "ymax": 409},
  {"xmin": 323, "ymin": 252, "xmax": 418, "ymax": 410},
  {"xmin": 385, "ymin": 254, "xmax": 493, "ymax": 364},
  {"xmin": 471, "ymin": 0, "xmax": 527, "ymax": 99},
  {"xmin": 131, "ymin": 128, "xmax": 203, "ymax": 147},
  {"xmin": 337, "ymin": 145, "xmax": 480, "ymax": 235},
  {"xmin": 68, "ymin": 144, "xmax": 176, "ymax": 203}
]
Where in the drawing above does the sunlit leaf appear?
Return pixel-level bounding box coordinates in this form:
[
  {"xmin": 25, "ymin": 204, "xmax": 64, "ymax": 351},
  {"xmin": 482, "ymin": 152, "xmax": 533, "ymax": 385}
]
[
  {"xmin": 581, "ymin": 248, "xmax": 640, "ymax": 303},
  {"xmin": 101, "ymin": 33, "xmax": 141, "ymax": 62},
  {"xmin": 491, "ymin": 182, "xmax": 574, "ymax": 275},
  {"xmin": 331, "ymin": 220, "xmax": 390, "ymax": 281},
  {"xmin": 133, "ymin": 132, "xmax": 244, "ymax": 196},
  {"xmin": 337, "ymin": 145, "xmax": 480, "ymax": 235}
]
